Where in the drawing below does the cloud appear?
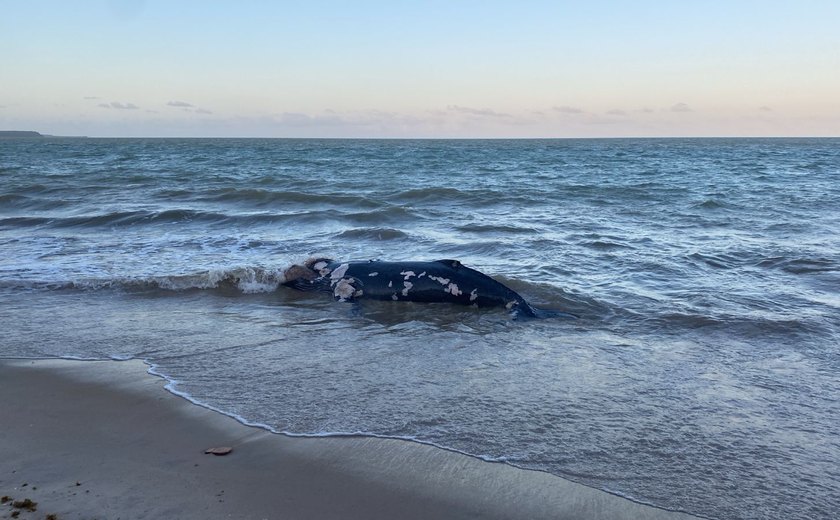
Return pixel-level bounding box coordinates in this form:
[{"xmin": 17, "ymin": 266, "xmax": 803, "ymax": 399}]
[
  {"xmin": 638, "ymin": 107, "xmax": 655, "ymax": 114},
  {"xmin": 670, "ymin": 102, "xmax": 692, "ymax": 113},
  {"xmin": 553, "ymin": 105, "xmax": 585, "ymax": 114},
  {"xmin": 759, "ymin": 106, "xmax": 773, "ymax": 112},
  {"xmin": 83, "ymin": 96, "xmax": 100, "ymax": 100},
  {"xmin": 98, "ymin": 101, "xmax": 139, "ymax": 110},
  {"xmin": 167, "ymin": 100, "xmax": 213, "ymax": 114},
  {"xmin": 447, "ymin": 105, "xmax": 512, "ymax": 118},
  {"xmin": 270, "ymin": 109, "xmax": 431, "ymax": 130},
  {"xmin": 606, "ymin": 109, "xmax": 627, "ymax": 116}
]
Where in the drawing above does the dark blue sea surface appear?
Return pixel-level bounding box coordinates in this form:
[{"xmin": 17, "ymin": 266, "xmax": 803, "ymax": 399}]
[{"xmin": 1, "ymin": 138, "xmax": 838, "ymax": 519}]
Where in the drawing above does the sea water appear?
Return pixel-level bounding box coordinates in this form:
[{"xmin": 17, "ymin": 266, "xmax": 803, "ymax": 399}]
[{"xmin": 1, "ymin": 138, "xmax": 838, "ymax": 519}]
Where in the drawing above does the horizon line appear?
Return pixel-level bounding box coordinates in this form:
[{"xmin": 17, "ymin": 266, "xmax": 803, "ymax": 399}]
[{"xmin": 4, "ymin": 133, "xmax": 839, "ymax": 140}]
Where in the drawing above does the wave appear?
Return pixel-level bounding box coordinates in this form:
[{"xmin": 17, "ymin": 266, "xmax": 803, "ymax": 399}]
[
  {"xmin": 386, "ymin": 187, "xmax": 536, "ymax": 207},
  {"xmin": 387, "ymin": 187, "xmax": 467, "ymax": 202},
  {"xmin": 0, "ymin": 193, "xmax": 30, "ymax": 205},
  {"xmin": 0, "ymin": 209, "xmax": 231, "ymax": 228},
  {"xmin": 687, "ymin": 251, "xmax": 838, "ymax": 274},
  {"xmin": 686, "ymin": 252, "xmax": 746, "ymax": 270},
  {"xmin": 198, "ymin": 188, "xmax": 382, "ymax": 209},
  {"xmin": 334, "ymin": 227, "xmax": 409, "ymax": 240},
  {"xmin": 1, "ymin": 267, "xmax": 289, "ymax": 294},
  {"xmin": 756, "ymin": 256, "xmax": 837, "ymax": 274},
  {"xmin": 2, "ymin": 183, "xmax": 51, "ymax": 194},
  {"xmin": 0, "ymin": 205, "xmax": 421, "ymax": 230},
  {"xmin": 581, "ymin": 240, "xmax": 635, "ymax": 251},
  {"xmin": 0, "ymin": 193, "xmax": 71, "ymax": 212},
  {"xmin": 693, "ymin": 198, "xmax": 731, "ymax": 210},
  {"xmin": 455, "ymin": 223, "xmax": 538, "ymax": 234},
  {"xmin": 645, "ymin": 311, "xmax": 822, "ymax": 338},
  {"xmin": 343, "ymin": 206, "xmax": 418, "ymax": 224}
]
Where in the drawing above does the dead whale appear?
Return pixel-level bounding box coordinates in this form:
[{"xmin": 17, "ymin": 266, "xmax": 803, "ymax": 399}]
[{"xmin": 281, "ymin": 258, "xmax": 576, "ymax": 319}]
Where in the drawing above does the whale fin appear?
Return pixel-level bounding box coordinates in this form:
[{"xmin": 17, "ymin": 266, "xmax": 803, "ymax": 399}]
[
  {"xmin": 509, "ymin": 300, "xmax": 579, "ymax": 320},
  {"xmin": 283, "ymin": 278, "xmax": 325, "ymax": 292},
  {"xmin": 433, "ymin": 259, "xmax": 462, "ymax": 269},
  {"xmin": 522, "ymin": 305, "xmax": 579, "ymax": 320}
]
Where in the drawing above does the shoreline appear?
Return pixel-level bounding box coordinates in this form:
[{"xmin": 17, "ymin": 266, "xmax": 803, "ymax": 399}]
[{"xmin": 0, "ymin": 358, "xmax": 700, "ymax": 520}]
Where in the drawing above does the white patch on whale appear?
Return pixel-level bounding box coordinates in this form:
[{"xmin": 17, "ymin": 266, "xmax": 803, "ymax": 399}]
[
  {"xmin": 313, "ymin": 261, "xmax": 332, "ymax": 277},
  {"xmin": 400, "ymin": 270, "xmax": 416, "ymax": 280},
  {"xmin": 445, "ymin": 283, "xmax": 462, "ymax": 296},
  {"xmin": 334, "ymin": 278, "xmax": 355, "ymax": 301},
  {"xmin": 429, "ymin": 275, "xmax": 450, "ymax": 285},
  {"xmin": 388, "ymin": 281, "xmax": 393, "ymax": 288},
  {"xmin": 368, "ymin": 272, "xmax": 379, "ymax": 277},
  {"xmin": 470, "ymin": 288, "xmax": 478, "ymax": 301},
  {"xmin": 402, "ymin": 281, "xmax": 413, "ymax": 296},
  {"xmin": 392, "ymin": 293, "xmax": 399, "ymax": 300},
  {"xmin": 329, "ymin": 263, "xmax": 349, "ymax": 285}
]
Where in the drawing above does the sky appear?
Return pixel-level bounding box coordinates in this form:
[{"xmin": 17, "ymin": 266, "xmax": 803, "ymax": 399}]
[{"xmin": 1, "ymin": 0, "xmax": 839, "ymax": 138}]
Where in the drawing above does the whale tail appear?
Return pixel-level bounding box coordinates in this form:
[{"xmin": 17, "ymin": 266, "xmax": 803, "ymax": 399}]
[{"xmin": 515, "ymin": 301, "xmax": 579, "ymax": 320}]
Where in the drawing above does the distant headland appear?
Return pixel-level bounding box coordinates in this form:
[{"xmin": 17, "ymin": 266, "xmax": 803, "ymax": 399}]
[
  {"xmin": 0, "ymin": 131, "xmax": 86, "ymax": 139},
  {"xmin": 0, "ymin": 130, "xmax": 44, "ymax": 138}
]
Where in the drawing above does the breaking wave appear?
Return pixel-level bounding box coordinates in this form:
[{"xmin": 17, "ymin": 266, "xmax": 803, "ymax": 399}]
[{"xmin": 0, "ymin": 267, "xmax": 289, "ymax": 294}]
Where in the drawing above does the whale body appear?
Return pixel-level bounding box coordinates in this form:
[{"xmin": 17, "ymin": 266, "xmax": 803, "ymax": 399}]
[{"xmin": 282, "ymin": 258, "xmax": 575, "ymax": 319}]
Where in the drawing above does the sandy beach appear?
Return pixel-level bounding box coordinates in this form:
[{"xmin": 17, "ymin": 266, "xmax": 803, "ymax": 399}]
[{"xmin": 0, "ymin": 359, "xmax": 699, "ymax": 520}]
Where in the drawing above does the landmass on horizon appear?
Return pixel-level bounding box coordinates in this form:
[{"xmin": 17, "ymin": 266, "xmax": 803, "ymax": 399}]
[
  {"xmin": 0, "ymin": 130, "xmax": 45, "ymax": 138},
  {"xmin": 0, "ymin": 130, "xmax": 88, "ymax": 139}
]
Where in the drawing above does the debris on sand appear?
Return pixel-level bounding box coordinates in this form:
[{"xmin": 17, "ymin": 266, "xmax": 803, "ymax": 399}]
[
  {"xmin": 204, "ymin": 446, "xmax": 233, "ymax": 456},
  {"xmin": 11, "ymin": 497, "xmax": 37, "ymax": 511}
]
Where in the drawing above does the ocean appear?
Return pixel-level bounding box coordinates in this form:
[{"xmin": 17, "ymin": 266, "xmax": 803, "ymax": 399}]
[{"xmin": 1, "ymin": 137, "xmax": 838, "ymax": 519}]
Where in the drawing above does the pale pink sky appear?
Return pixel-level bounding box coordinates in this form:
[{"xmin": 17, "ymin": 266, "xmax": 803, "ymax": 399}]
[{"xmin": 2, "ymin": 1, "xmax": 839, "ymax": 137}]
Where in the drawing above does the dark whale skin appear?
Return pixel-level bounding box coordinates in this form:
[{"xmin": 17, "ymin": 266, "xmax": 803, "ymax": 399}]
[{"xmin": 282, "ymin": 258, "xmax": 575, "ymax": 319}]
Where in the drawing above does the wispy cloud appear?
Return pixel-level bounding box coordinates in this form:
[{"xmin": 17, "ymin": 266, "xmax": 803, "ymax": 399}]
[
  {"xmin": 606, "ymin": 109, "xmax": 627, "ymax": 116},
  {"xmin": 167, "ymin": 100, "xmax": 213, "ymax": 114},
  {"xmin": 553, "ymin": 105, "xmax": 585, "ymax": 114},
  {"xmin": 759, "ymin": 106, "xmax": 773, "ymax": 112},
  {"xmin": 98, "ymin": 101, "xmax": 139, "ymax": 110},
  {"xmin": 670, "ymin": 102, "xmax": 692, "ymax": 113},
  {"xmin": 83, "ymin": 96, "xmax": 100, "ymax": 100},
  {"xmin": 276, "ymin": 109, "xmax": 410, "ymax": 127},
  {"xmin": 447, "ymin": 105, "xmax": 512, "ymax": 118}
]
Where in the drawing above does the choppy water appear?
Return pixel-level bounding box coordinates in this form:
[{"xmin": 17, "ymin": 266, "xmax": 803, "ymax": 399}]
[{"xmin": 1, "ymin": 137, "xmax": 839, "ymax": 519}]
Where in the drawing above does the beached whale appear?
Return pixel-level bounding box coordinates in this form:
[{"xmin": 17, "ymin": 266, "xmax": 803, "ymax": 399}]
[{"xmin": 281, "ymin": 258, "xmax": 576, "ymax": 319}]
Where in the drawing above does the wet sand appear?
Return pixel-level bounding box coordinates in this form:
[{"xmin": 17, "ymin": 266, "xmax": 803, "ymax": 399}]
[{"xmin": 0, "ymin": 359, "xmax": 700, "ymax": 520}]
